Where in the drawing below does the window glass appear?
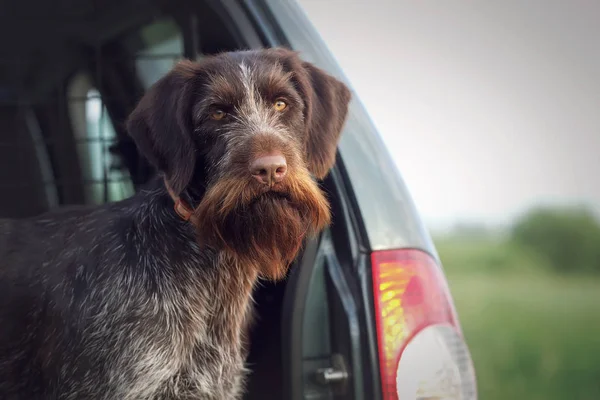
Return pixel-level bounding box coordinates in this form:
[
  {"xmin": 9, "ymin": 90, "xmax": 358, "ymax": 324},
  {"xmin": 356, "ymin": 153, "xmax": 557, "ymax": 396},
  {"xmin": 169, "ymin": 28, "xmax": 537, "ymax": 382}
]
[
  {"xmin": 67, "ymin": 18, "xmax": 187, "ymax": 205},
  {"xmin": 123, "ymin": 18, "xmax": 185, "ymax": 88},
  {"xmin": 68, "ymin": 73, "xmax": 134, "ymax": 204}
]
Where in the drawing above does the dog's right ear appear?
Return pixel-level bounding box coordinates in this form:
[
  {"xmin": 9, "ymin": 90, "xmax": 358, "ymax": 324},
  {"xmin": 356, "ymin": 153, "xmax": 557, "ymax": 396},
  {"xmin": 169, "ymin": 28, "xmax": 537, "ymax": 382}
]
[{"xmin": 126, "ymin": 60, "xmax": 199, "ymax": 195}]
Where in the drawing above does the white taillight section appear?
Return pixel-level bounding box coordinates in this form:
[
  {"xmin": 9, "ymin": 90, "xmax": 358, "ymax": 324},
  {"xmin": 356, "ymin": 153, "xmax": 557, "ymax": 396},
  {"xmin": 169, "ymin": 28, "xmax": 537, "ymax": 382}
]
[
  {"xmin": 396, "ymin": 324, "xmax": 477, "ymax": 400},
  {"xmin": 371, "ymin": 249, "xmax": 477, "ymax": 400}
]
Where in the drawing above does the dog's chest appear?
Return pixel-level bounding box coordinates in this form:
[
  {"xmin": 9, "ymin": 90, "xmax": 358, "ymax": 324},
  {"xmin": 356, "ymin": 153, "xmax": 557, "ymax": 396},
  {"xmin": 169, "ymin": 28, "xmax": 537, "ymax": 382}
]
[
  {"xmin": 117, "ymin": 258, "xmax": 255, "ymax": 399},
  {"xmin": 115, "ymin": 339, "xmax": 245, "ymax": 400},
  {"xmin": 115, "ymin": 308, "xmax": 248, "ymax": 400},
  {"xmin": 149, "ymin": 341, "xmax": 246, "ymax": 400}
]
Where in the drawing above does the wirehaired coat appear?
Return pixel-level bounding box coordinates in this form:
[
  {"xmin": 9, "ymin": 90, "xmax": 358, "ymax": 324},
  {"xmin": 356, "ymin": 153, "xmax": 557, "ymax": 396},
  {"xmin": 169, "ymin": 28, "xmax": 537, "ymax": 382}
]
[{"xmin": 0, "ymin": 48, "xmax": 351, "ymax": 399}]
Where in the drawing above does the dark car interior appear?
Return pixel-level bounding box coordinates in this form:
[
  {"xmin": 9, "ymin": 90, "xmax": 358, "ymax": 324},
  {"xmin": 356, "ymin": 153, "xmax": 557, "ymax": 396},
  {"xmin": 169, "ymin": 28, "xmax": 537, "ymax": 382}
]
[{"xmin": 0, "ymin": 1, "xmax": 358, "ymax": 399}]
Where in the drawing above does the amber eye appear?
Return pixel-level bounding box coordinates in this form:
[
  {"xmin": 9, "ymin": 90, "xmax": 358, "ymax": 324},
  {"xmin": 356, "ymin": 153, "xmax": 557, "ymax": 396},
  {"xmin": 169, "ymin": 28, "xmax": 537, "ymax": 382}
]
[
  {"xmin": 211, "ymin": 109, "xmax": 227, "ymax": 120},
  {"xmin": 273, "ymin": 99, "xmax": 287, "ymax": 111}
]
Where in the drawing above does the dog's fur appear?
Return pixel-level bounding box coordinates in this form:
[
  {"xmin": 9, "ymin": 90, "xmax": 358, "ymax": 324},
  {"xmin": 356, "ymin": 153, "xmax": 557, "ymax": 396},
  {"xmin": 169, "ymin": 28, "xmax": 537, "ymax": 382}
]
[{"xmin": 0, "ymin": 48, "xmax": 350, "ymax": 399}]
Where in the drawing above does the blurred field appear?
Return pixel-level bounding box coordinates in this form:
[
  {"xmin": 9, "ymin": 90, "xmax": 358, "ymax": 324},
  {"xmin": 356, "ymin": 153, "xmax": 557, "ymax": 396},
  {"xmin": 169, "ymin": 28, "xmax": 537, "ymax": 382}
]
[{"xmin": 436, "ymin": 235, "xmax": 600, "ymax": 400}]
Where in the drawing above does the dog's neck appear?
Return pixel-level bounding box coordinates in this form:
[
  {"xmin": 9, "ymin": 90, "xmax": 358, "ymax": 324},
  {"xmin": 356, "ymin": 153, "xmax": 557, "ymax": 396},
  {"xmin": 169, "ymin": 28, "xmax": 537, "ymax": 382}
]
[{"xmin": 133, "ymin": 177, "xmax": 258, "ymax": 346}]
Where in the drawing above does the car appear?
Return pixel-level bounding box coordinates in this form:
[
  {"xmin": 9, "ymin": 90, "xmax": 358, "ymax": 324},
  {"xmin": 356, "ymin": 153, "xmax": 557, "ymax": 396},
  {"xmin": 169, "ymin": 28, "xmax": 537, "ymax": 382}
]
[{"xmin": 0, "ymin": 0, "xmax": 477, "ymax": 399}]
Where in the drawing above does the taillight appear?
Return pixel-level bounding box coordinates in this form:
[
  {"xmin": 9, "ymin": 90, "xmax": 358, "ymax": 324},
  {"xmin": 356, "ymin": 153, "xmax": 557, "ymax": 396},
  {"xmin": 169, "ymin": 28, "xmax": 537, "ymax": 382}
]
[{"xmin": 371, "ymin": 249, "xmax": 477, "ymax": 400}]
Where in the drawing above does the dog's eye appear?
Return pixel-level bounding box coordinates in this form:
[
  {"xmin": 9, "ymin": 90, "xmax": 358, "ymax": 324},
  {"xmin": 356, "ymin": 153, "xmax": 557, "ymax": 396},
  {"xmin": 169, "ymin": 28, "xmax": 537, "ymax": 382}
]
[
  {"xmin": 273, "ymin": 100, "xmax": 287, "ymax": 112},
  {"xmin": 210, "ymin": 110, "xmax": 227, "ymax": 121}
]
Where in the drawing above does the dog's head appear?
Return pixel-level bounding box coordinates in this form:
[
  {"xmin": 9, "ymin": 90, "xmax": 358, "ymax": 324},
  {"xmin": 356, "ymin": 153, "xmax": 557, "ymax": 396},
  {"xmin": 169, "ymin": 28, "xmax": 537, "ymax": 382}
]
[{"xmin": 126, "ymin": 48, "xmax": 351, "ymax": 279}]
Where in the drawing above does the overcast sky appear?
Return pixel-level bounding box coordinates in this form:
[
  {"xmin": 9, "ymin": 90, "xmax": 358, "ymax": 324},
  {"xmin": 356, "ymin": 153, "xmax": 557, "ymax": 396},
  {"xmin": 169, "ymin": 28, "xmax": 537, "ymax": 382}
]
[{"xmin": 298, "ymin": 0, "xmax": 600, "ymax": 230}]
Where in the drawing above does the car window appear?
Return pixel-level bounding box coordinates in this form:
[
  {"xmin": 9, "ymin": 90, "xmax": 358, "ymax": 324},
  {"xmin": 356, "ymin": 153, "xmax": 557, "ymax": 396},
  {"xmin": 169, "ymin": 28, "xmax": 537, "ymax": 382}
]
[
  {"xmin": 66, "ymin": 18, "xmax": 188, "ymax": 205},
  {"xmin": 122, "ymin": 18, "xmax": 185, "ymax": 89},
  {"xmin": 68, "ymin": 73, "xmax": 135, "ymax": 205}
]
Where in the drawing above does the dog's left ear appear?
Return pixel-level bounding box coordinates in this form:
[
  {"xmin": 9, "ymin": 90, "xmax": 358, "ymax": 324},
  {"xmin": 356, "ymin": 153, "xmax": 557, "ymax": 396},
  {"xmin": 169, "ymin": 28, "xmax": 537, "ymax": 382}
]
[
  {"xmin": 126, "ymin": 61, "xmax": 199, "ymax": 194},
  {"xmin": 297, "ymin": 60, "xmax": 352, "ymax": 179}
]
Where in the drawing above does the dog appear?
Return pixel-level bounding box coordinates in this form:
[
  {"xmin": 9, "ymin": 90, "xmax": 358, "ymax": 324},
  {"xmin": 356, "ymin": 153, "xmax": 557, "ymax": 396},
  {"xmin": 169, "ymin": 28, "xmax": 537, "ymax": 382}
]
[{"xmin": 0, "ymin": 48, "xmax": 351, "ymax": 399}]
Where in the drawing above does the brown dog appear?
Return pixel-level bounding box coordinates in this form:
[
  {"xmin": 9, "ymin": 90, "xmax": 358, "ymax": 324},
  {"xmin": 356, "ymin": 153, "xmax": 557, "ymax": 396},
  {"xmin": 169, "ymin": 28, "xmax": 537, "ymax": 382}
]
[{"xmin": 0, "ymin": 47, "xmax": 350, "ymax": 399}]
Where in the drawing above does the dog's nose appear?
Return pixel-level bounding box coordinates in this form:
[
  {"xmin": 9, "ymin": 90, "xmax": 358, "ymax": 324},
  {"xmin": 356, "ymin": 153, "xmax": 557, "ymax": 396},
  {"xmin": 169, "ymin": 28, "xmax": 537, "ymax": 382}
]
[{"xmin": 250, "ymin": 154, "xmax": 288, "ymax": 185}]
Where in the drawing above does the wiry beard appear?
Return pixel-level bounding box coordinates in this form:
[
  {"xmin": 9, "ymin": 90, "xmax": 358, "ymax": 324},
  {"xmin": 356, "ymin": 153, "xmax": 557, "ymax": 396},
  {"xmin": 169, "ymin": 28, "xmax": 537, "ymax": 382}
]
[{"xmin": 193, "ymin": 169, "xmax": 331, "ymax": 280}]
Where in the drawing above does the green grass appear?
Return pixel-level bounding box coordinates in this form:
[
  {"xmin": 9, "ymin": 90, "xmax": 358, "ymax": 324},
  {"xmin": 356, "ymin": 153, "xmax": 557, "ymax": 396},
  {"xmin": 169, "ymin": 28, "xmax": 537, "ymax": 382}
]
[
  {"xmin": 435, "ymin": 236, "xmax": 600, "ymax": 400},
  {"xmin": 434, "ymin": 234, "xmax": 547, "ymax": 275}
]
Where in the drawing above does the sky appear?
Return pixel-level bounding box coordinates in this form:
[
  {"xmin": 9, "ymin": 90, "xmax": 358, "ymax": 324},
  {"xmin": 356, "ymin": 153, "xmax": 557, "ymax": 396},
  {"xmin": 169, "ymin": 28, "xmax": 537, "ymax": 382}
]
[{"xmin": 297, "ymin": 0, "xmax": 600, "ymax": 230}]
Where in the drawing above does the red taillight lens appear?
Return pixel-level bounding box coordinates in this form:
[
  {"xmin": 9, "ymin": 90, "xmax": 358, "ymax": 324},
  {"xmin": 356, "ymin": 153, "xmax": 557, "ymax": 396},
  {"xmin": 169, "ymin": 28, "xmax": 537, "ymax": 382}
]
[{"xmin": 371, "ymin": 249, "xmax": 476, "ymax": 400}]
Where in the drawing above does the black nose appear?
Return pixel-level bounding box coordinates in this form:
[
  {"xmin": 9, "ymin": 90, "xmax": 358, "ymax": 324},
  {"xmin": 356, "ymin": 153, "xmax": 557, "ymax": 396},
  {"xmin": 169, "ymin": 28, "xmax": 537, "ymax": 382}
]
[{"xmin": 249, "ymin": 154, "xmax": 288, "ymax": 185}]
